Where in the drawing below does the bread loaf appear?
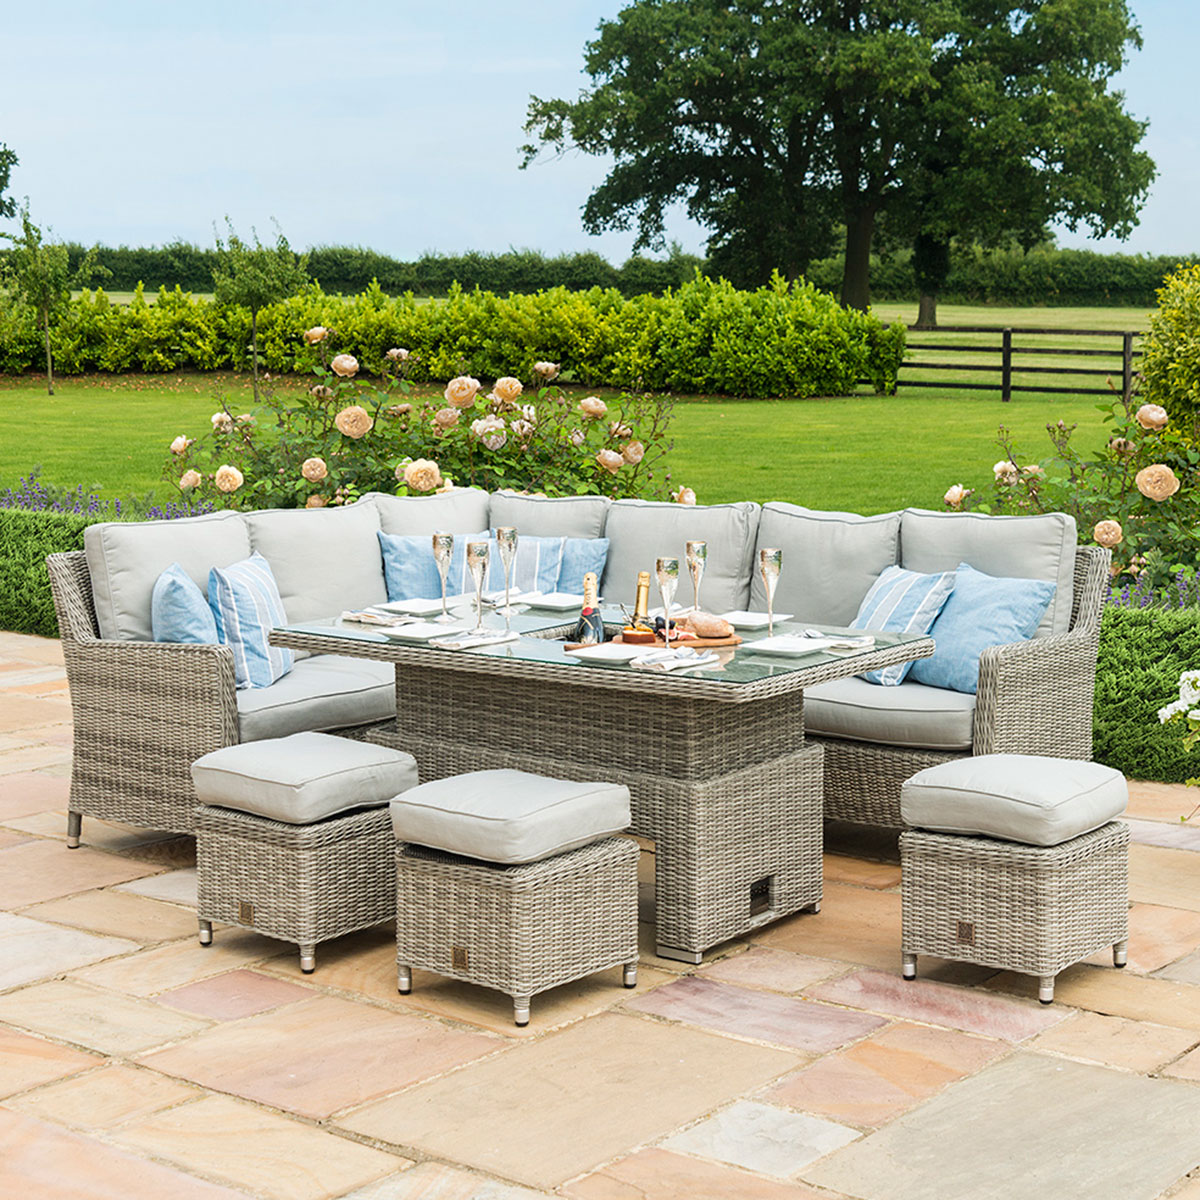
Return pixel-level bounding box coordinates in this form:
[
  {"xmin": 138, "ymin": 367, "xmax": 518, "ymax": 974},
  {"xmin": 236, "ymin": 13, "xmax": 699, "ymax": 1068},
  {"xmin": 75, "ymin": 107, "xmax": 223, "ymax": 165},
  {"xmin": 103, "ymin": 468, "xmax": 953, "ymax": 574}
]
[{"xmin": 687, "ymin": 611, "xmax": 734, "ymax": 639}]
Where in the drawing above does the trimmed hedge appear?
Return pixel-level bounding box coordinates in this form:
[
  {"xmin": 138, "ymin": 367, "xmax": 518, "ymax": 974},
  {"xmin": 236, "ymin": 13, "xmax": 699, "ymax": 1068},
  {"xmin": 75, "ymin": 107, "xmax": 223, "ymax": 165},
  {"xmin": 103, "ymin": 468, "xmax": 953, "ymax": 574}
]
[{"xmin": 0, "ymin": 510, "xmax": 92, "ymax": 637}]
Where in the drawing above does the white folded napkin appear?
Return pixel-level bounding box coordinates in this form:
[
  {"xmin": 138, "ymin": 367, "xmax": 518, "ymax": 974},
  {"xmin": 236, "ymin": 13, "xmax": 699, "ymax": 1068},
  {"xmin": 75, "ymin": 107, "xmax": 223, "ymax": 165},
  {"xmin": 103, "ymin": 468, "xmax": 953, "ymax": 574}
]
[
  {"xmin": 428, "ymin": 630, "xmax": 521, "ymax": 651},
  {"xmin": 631, "ymin": 648, "xmax": 720, "ymax": 672}
]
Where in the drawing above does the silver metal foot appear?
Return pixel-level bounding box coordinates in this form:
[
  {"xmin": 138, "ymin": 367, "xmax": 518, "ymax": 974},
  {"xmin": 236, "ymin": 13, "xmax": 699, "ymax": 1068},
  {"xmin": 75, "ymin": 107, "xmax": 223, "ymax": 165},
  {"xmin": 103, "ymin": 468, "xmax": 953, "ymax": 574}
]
[
  {"xmin": 807, "ymin": 901, "xmax": 821, "ymax": 913},
  {"xmin": 1038, "ymin": 974, "xmax": 1055, "ymax": 1004},
  {"xmin": 655, "ymin": 943, "xmax": 704, "ymax": 965},
  {"xmin": 299, "ymin": 945, "xmax": 316, "ymax": 974},
  {"xmin": 1113, "ymin": 940, "xmax": 1128, "ymax": 968},
  {"xmin": 623, "ymin": 962, "xmax": 638, "ymax": 989},
  {"xmin": 66, "ymin": 812, "xmax": 81, "ymax": 849},
  {"xmin": 513, "ymin": 996, "xmax": 531, "ymax": 1027},
  {"xmin": 198, "ymin": 919, "xmax": 213, "ymax": 946},
  {"xmin": 397, "ymin": 965, "xmax": 412, "ymax": 994},
  {"xmin": 902, "ymin": 952, "xmax": 917, "ymax": 980}
]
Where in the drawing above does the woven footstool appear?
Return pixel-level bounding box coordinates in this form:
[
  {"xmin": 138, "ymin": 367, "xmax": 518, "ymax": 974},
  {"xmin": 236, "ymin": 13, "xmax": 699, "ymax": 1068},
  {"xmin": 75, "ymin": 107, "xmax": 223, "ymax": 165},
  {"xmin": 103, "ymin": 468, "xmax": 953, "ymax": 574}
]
[
  {"xmin": 900, "ymin": 754, "xmax": 1129, "ymax": 1004},
  {"xmin": 191, "ymin": 731, "xmax": 419, "ymax": 972},
  {"xmin": 391, "ymin": 769, "xmax": 639, "ymax": 1026}
]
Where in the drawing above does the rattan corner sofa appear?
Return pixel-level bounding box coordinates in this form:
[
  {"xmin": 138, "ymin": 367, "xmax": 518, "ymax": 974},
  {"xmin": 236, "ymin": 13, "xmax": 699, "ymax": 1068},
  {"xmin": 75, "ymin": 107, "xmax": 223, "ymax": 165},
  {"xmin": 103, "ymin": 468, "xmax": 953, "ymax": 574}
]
[{"xmin": 47, "ymin": 487, "xmax": 1109, "ymax": 844}]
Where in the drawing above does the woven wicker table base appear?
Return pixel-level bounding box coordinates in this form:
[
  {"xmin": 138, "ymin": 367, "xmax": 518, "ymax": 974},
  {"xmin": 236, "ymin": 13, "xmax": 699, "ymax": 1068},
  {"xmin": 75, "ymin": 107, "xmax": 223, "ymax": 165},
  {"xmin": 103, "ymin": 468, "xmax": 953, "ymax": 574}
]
[
  {"xmin": 196, "ymin": 803, "xmax": 395, "ymax": 973},
  {"xmin": 395, "ymin": 835, "xmax": 640, "ymax": 1026},
  {"xmin": 900, "ymin": 821, "xmax": 1130, "ymax": 1003}
]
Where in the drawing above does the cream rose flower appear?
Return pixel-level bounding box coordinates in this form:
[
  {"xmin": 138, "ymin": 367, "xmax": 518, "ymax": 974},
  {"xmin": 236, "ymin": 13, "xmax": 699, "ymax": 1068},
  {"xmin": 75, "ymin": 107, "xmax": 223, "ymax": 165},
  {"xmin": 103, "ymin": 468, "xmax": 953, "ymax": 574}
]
[
  {"xmin": 993, "ymin": 459, "xmax": 1018, "ymax": 485},
  {"xmin": 310, "ymin": 384, "xmax": 334, "ymax": 401},
  {"xmin": 179, "ymin": 469, "xmax": 201, "ymax": 491},
  {"xmin": 301, "ymin": 457, "xmax": 328, "ymax": 483},
  {"xmin": 511, "ymin": 418, "xmax": 535, "ymax": 440},
  {"xmin": 471, "ymin": 413, "xmax": 508, "ymax": 451},
  {"xmin": 672, "ymin": 486, "xmax": 697, "ymax": 505},
  {"xmin": 621, "ymin": 440, "xmax": 645, "ymax": 464},
  {"xmin": 569, "ymin": 428, "xmax": 586, "ymax": 447},
  {"xmin": 1093, "ymin": 519, "xmax": 1123, "ymax": 548},
  {"xmin": 520, "ymin": 404, "xmax": 536, "ymax": 424},
  {"xmin": 943, "ymin": 483, "xmax": 967, "ymax": 508},
  {"xmin": 211, "ymin": 411, "xmax": 234, "ymax": 434},
  {"xmin": 1108, "ymin": 436, "xmax": 1135, "ymax": 457},
  {"xmin": 1136, "ymin": 463, "xmax": 1180, "ymax": 501},
  {"xmin": 532, "ymin": 361, "xmax": 560, "ymax": 381},
  {"xmin": 214, "ymin": 464, "xmax": 244, "ymax": 493},
  {"xmin": 579, "ymin": 396, "xmax": 607, "ymax": 419},
  {"xmin": 305, "ymin": 494, "xmax": 328, "ymax": 509},
  {"xmin": 1136, "ymin": 404, "xmax": 1168, "ymax": 431},
  {"xmin": 444, "ymin": 375, "xmax": 482, "ymax": 408},
  {"xmin": 387, "ymin": 403, "xmax": 413, "ymax": 417},
  {"xmin": 596, "ymin": 448, "xmax": 624, "ymax": 475},
  {"xmin": 609, "ymin": 420, "xmax": 632, "ymax": 439},
  {"xmin": 403, "ymin": 458, "xmax": 443, "ymax": 493},
  {"xmin": 303, "ymin": 326, "xmax": 328, "ymax": 345},
  {"xmin": 170, "ymin": 435, "xmax": 190, "ymax": 455},
  {"xmin": 1022, "ymin": 464, "xmax": 1044, "ymax": 478},
  {"xmin": 493, "ymin": 376, "xmax": 523, "ymax": 403},
  {"xmin": 385, "ymin": 347, "xmax": 409, "ymax": 362},
  {"xmin": 433, "ymin": 407, "xmax": 460, "ymax": 429},
  {"xmin": 330, "ymin": 353, "xmax": 359, "ymax": 378},
  {"xmin": 334, "ymin": 405, "xmax": 373, "ymax": 438}
]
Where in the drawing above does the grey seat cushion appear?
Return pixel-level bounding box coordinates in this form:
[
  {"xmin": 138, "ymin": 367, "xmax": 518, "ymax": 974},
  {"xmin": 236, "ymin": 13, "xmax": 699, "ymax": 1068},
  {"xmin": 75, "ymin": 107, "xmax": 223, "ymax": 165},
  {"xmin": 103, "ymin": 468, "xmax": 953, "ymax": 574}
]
[
  {"xmin": 749, "ymin": 503, "xmax": 900, "ymax": 625},
  {"xmin": 192, "ymin": 731, "xmax": 418, "ymax": 824},
  {"xmin": 390, "ymin": 769, "xmax": 631, "ymax": 864},
  {"xmin": 236, "ymin": 655, "xmax": 396, "ymax": 742},
  {"xmin": 900, "ymin": 754, "xmax": 1127, "ymax": 846},
  {"xmin": 488, "ymin": 491, "xmax": 610, "ymax": 538},
  {"xmin": 84, "ymin": 510, "xmax": 250, "ymax": 642},
  {"xmin": 364, "ymin": 488, "xmax": 491, "ymax": 536},
  {"xmin": 899, "ymin": 509, "xmax": 1076, "ymax": 637},
  {"xmin": 806, "ymin": 677, "xmax": 976, "ymax": 752}
]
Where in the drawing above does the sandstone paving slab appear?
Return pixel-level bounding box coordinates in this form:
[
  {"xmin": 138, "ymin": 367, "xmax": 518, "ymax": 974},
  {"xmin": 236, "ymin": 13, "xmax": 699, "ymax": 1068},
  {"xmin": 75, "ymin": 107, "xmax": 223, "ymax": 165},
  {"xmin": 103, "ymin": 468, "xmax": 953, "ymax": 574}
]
[
  {"xmin": 0, "ymin": 632, "xmax": 65, "ymax": 665},
  {"xmin": 699, "ymin": 947, "xmax": 849, "ymax": 994},
  {"xmin": 1162, "ymin": 1045, "xmax": 1200, "ymax": 1082},
  {"xmin": 8, "ymin": 1063, "xmax": 198, "ymax": 1130},
  {"xmin": 804, "ymin": 968, "xmax": 1067, "ymax": 1041},
  {"xmin": 115, "ymin": 865, "xmax": 198, "ymax": 908},
  {"xmin": 753, "ymin": 883, "xmax": 902, "ymax": 970},
  {"xmin": 823, "ymin": 854, "xmax": 902, "ymax": 891},
  {"xmin": 113, "ymin": 1093, "xmax": 403, "ymax": 1200},
  {"xmin": 801, "ymin": 1052, "xmax": 1200, "ymax": 1200},
  {"xmin": 626, "ymin": 976, "xmax": 887, "ymax": 1053},
  {"xmin": 338, "ymin": 1012, "xmax": 803, "ymax": 1190},
  {"xmin": 0, "ymin": 1107, "xmax": 245, "ymax": 1200},
  {"xmin": 0, "ymin": 694, "xmax": 70, "ymax": 734},
  {"xmin": 5, "ymin": 808, "xmax": 177, "ymax": 853},
  {"xmin": 767, "ymin": 1021, "xmax": 1008, "ymax": 1128},
  {"xmin": 340, "ymin": 1161, "xmax": 551, "ymax": 1198},
  {"xmin": 0, "ymin": 829, "xmax": 30, "ymax": 849},
  {"xmin": 1127, "ymin": 781, "xmax": 1199, "ymax": 824},
  {"xmin": 19, "ymin": 887, "xmax": 200, "ymax": 944},
  {"xmin": 0, "ymin": 770, "xmax": 69, "ymax": 820},
  {"xmin": 0, "ymin": 1026, "xmax": 101, "ymax": 1099},
  {"xmin": 0, "ymin": 744, "xmax": 70, "ymax": 776},
  {"xmin": 662, "ymin": 1099, "xmax": 859, "ymax": 1178},
  {"xmin": 1156, "ymin": 949, "xmax": 1200, "ymax": 987},
  {"xmin": 1130, "ymin": 844, "xmax": 1200, "ymax": 912},
  {"xmin": 1084, "ymin": 903, "xmax": 1200, "ymax": 974},
  {"xmin": 1024, "ymin": 1010, "xmax": 1199, "ymax": 1073},
  {"xmin": 0, "ymin": 978, "xmax": 210, "ymax": 1055},
  {"xmin": 1126, "ymin": 817, "xmax": 1200, "ymax": 853},
  {"xmin": 564, "ymin": 1147, "xmax": 833, "ymax": 1199},
  {"xmin": 140, "ymin": 993, "xmax": 497, "ymax": 1120},
  {"xmin": 0, "ymin": 911, "xmax": 137, "ymax": 990},
  {"xmin": 1165, "ymin": 1176, "xmax": 1200, "ymax": 1198},
  {"xmin": 0, "ymin": 839, "xmax": 156, "ymax": 909},
  {"xmin": 156, "ymin": 969, "xmax": 315, "ymax": 1021}
]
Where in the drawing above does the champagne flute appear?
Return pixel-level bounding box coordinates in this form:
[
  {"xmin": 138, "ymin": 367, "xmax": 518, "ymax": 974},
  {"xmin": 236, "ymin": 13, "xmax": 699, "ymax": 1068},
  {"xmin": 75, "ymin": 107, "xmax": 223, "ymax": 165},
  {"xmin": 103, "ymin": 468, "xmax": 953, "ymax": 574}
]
[
  {"xmin": 656, "ymin": 556, "xmax": 679, "ymax": 647},
  {"xmin": 432, "ymin": 533, "xmax": 456, "ymax": 623},
  {"xmin": 466, "ymin": 541, "xmax": 489, "ymax": 633},
  {"xmin": 496, "ymin": 526, "xmax": 518, "ymax": 630},
  {"xmin": 760, "ymin": 547, "xmax": 783, "ymax": 637},
  {"xmin": 685, "ymin": 540, "xmax": 707, "ymax": 613}
]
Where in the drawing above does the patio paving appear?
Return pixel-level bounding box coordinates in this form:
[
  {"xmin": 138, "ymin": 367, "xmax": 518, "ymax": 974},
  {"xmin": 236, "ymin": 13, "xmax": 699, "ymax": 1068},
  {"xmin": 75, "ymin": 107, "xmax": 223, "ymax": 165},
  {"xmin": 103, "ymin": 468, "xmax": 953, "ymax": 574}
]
[{"xmin": 2, "ymin": 630, "xmax": 1200, "ymax": 1197}]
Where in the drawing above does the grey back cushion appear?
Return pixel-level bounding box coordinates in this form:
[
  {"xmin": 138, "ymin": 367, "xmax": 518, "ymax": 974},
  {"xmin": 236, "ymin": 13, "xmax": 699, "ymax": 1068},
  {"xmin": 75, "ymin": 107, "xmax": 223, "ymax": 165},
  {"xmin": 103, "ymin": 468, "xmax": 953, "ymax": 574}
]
[
  {"xmin": 899, "ymin": 509, "xmax": 1076, "ymax": 637},
  {"xmin": 245, "ymin": 504, "xmax": 386, "ymax": 623},
  {"xmin": 85, "ymin": 510, "xmax": 250, "ymax": 641},
  {"xmin": 601, "ymin": 500, "xmax": 761, "ymax": 611},
  {"xmin": 489, "ymin": 491, "xmax": 610, "ymax": 538},
  {"xmin": 748, "ymin": 503, "xmax": 900, "ymax": 625},
  {"xmin": 364, "ymin": 488, "xmax": 491, "ymax": 535}
]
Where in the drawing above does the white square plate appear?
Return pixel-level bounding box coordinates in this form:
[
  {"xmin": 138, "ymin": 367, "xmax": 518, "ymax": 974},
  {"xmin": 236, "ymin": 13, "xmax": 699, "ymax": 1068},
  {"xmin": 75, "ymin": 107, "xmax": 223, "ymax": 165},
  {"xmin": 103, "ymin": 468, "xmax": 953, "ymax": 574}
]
[
  {"xmin": 380, "ymin": 621, "xmax": 470, "ymax": 641},
  {"xmin": 720, "ymin": 609, "xmax": 795, "ymax": 630},
  {"xmin": 566, "ymin": 642, "xmax": 648, "ymax": 662},
  {"xmin": 526, "ymin": 592, "xmax": 586, "ymax": 611},
  {"xmin": 376, "ymin": 596, "xmax": 471, "ymax": 617}
]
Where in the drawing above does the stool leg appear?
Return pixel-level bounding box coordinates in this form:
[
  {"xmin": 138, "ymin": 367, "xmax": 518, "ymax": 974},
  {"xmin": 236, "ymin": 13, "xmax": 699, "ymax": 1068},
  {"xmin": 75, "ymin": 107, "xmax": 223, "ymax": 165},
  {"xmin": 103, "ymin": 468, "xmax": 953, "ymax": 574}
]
[
  {"xmin": 623, "ymin": 963, "xmax": 638, "ymax": 989},
  {"xmin": 513, "ymin": 996, "xmax": 531, "ymax": 1027},
  {"xmin": 1038, "ymin": 975, "xmax": 1055, "ymax": 1004},
  {"xmin": 66, "ymin": 812, "xmax": 82, "ymax": 849},
  {"xmin": 1113, "ymin": 940, "xmax": 1128, "ymax": 969},
  {"xmin": 902, "ymin": 952, "xmax": 917, "ymax": 981},
  {"xmin": 397, "ymin": 965, "xmax": 413, "ymax": 995},
  {"xmin": 299, "ymin": 945, "xmax": 316, "ymax": 974},
  {"xmin": 198, "ymin": 919, "xmax": 213, "ymax": 946}
]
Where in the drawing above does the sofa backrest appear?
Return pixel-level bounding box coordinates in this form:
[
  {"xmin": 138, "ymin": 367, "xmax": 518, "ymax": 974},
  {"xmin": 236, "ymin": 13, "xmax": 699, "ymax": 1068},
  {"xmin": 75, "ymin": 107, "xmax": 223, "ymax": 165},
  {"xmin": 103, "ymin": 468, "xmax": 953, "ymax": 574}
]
[
  {"xmin": 898, "ymin": 509, "xmax": 1077, "ymax": 637},
  {"xmin": 749, "ymin": 503, "xmax": 901, "ymax": 626},
  {"xmin": 601, "ymin": 499, "xmax": 760, "ymax": 611},
  {"xmin": 84, "ymin": 511, "xmax": 251, "ymax": 642},
  {"xmin": 488, "ymin": 491, "xmax": 610, "ymax": 538},
  {"xmin": 362, "ymin": 488, "xmax": 490, "ymax": 536}
]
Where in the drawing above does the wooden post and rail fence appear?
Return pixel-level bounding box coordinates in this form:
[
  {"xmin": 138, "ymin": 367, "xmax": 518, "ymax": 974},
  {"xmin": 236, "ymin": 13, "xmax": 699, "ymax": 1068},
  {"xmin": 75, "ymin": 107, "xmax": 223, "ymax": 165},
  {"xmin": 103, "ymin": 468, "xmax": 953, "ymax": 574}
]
[{"xmin": 896, "ymin": 326, "xmax": 1142, "ymax": 401}]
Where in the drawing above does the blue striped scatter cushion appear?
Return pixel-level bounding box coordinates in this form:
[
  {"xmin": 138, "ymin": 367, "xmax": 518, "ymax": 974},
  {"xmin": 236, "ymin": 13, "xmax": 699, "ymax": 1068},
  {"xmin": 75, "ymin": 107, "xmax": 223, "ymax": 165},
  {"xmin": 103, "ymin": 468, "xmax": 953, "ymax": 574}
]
[
  {"xmin": 208, "ymin": 553, "xmax": 294, "ymax": 690},
  {"xmin": 850, "ymin": 565, "xmax": 956, "ymax": 686}
]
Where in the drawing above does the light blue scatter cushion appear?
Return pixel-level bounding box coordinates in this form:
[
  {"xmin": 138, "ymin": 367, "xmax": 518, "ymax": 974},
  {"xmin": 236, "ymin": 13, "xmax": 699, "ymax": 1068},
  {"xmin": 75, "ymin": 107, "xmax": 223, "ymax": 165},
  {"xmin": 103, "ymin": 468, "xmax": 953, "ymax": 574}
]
[
  {"xmin": 208, "ymin": 553, "xmax": 294, "ymax": 690},
  {"xmin": 909, "ymin": 562, "xmax": 1056, "ymax": 695},
  {"xmin": 557, "ymin": 537, "xmax": 610, "ymax": 594},
  {"xmin": 850, "ymin": 564, "xmax": 956, "ymax": 686},
  {"xmin": 151, "ymin": 563, "xmax": 218, "ymax": 644},
  {"xmin": 378, "ymin": 530, "xmax": 491, "ymax": 600}
]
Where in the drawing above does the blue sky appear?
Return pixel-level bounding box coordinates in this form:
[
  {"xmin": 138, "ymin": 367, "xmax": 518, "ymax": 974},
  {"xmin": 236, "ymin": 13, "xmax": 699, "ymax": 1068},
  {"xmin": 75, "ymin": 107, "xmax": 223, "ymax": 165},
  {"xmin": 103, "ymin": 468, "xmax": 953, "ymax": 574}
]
[{"xmin": 1, "ymin": 0, "xmax": 1193, "ymax": 261}]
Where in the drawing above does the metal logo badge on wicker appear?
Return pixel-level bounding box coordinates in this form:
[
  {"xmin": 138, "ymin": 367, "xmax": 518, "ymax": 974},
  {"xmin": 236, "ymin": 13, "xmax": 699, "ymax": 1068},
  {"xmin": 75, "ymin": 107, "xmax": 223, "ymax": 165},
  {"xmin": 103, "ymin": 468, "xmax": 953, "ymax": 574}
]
[
  {"xmin": 452, "ymin": 946, "xmax": 469, "ymax": 970},
  {"xmin": 956, "ymin": 919, "xmax": 975, "ymax": 945},
  {"xmin": 239, "ymin": 901, "xmax": 255, "ymax": 924}
]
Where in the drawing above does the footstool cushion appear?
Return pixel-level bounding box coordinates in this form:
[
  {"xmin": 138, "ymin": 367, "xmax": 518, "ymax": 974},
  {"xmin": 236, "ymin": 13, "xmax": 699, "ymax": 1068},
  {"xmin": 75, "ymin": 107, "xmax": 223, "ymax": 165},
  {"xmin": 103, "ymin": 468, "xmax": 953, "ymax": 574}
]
[
  {"xmin": 389, "ymin": 769, "xmax": 631, "ymax": 864},
  {"xmin": 192, "ymin": 731, "xmax": 419, "ymax": 824},
  {"xmin": 900, "ymin": 753, "xmax": 1127, "ymax": 846}
]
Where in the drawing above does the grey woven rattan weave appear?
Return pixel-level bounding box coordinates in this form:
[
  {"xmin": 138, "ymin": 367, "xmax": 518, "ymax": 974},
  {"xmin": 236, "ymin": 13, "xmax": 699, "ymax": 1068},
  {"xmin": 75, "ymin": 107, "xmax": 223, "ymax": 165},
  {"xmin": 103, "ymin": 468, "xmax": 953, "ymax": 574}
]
[
  {"xmin": 196, "ymin": 803, "xmax": 394, "ymax": 972},
  {"xmin": 816, "ymin": 545, "xmax": 1111, "ymax": 827},
  {"xmin": 395, "ymin": 835, "xmax": 639, "ymax": 1025},
  {"xmin": 900, "ymin": 821, "xmax": 1129, "ymax": 1002}
]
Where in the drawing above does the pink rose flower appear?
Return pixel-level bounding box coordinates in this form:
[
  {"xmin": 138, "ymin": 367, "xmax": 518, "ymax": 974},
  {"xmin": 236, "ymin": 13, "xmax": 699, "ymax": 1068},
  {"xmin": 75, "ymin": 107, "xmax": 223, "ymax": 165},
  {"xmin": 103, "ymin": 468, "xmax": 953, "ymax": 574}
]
[
  {"xmin": 334, "ymin": 405, "xmax": 373, "ymax": 438},
  {"xmin": 214, "ymin": 465, "xmax": 244, "ymax": 493},
  {"xmin": 330, "ymin": 353, "xmax": 359, "ymax": 378}
]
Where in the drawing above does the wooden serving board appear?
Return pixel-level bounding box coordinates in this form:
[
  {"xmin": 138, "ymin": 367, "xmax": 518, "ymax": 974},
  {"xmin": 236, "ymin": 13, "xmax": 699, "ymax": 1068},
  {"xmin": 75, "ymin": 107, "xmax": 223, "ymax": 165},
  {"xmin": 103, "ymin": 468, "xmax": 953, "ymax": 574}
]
[{"xmin": 614, "ymin": 632, "xmax": 743, "ymax": 649}]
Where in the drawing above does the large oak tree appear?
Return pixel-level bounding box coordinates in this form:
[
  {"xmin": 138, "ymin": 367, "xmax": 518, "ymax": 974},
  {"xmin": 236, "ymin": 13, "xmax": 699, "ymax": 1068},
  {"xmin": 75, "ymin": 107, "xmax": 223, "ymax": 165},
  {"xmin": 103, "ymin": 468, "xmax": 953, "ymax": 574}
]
[{"xmin": 523, "ymin": 0, "xmax": 1153, "ymax": 312}]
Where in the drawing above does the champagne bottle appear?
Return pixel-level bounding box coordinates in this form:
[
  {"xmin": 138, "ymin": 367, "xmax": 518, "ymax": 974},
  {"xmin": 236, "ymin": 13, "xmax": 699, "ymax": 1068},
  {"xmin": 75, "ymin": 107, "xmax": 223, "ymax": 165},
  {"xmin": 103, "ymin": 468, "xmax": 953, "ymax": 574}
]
[
  {"xmin": 573, "ymin": 571, "xmax": 605, "ymax": 645},
  {"xmin": 632, "ymin": 571, "xmax": 651, "ymax": 624}
]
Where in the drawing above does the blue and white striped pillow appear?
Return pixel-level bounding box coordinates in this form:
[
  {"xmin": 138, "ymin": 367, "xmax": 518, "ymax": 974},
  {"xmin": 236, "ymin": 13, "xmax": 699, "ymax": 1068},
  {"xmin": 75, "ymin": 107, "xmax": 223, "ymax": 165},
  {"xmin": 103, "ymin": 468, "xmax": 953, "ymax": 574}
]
[
  {"xmin": 208, "ymin": 553, "xmax": 294, "ymax": 690},
  {"xmin": 851, "ymin": 565, "xmax": 956, "ymax": 686}
]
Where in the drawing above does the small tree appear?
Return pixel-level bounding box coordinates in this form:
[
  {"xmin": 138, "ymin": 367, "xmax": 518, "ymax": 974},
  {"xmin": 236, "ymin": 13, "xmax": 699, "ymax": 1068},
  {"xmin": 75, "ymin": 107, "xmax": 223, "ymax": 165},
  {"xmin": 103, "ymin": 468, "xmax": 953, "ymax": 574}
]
[
  {"xmin": 1, "ymin": 205, "xmax": 102, "ymax": 395},
  {"xmin": 0, "ymin": 143, "xmax": 17, "ymax": 219},
  {"xmin": 211, "ymin": 220, "xmax": 308, "ymax": 402}
]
